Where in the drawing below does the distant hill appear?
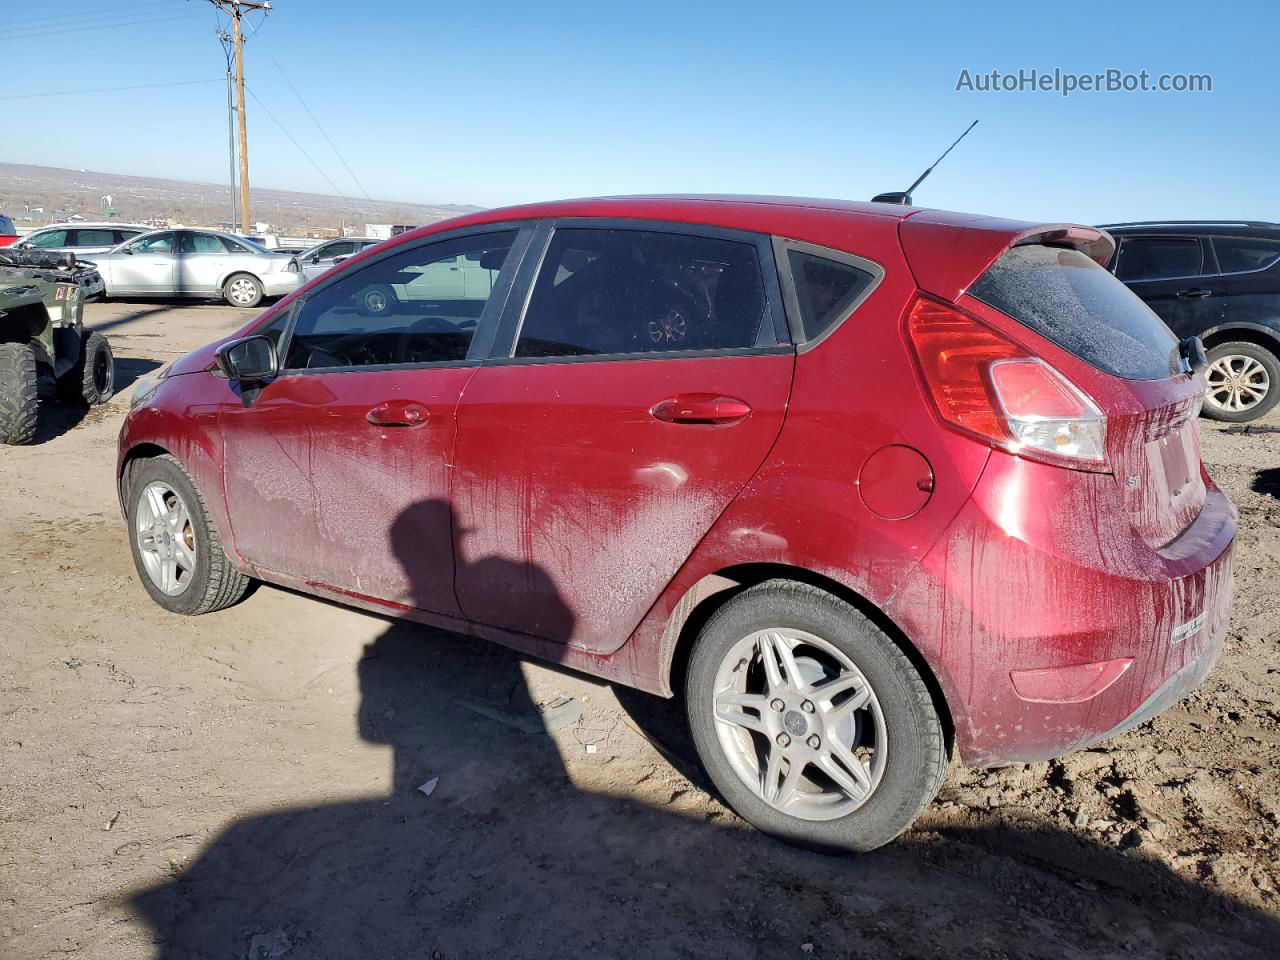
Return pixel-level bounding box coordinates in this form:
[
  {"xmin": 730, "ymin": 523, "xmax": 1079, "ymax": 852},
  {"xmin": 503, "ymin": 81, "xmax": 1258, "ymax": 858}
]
[{"xmin": 0, "ymin": 162, "xmax": 482, "ymax": 234}]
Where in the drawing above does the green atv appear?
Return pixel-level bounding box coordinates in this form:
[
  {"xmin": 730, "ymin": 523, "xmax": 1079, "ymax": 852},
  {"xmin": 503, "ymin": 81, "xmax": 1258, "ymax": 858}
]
[{"xmin": 0, "ymin": 248, "xmax": 114, "ymax": 444}]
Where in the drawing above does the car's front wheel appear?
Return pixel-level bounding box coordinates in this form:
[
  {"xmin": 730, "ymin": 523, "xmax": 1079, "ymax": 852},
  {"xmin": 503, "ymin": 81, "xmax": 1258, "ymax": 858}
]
[
  {"xmin": 685, "ymin": 580, "xmax": 948, "ymax": 853},
  {"xmin": 127, "ymin": 454, "xmax": 252, "ymax": 615},
  {"xmin": 1203, "ymin": 341, "xmax": 1280, "ymax": 422}
]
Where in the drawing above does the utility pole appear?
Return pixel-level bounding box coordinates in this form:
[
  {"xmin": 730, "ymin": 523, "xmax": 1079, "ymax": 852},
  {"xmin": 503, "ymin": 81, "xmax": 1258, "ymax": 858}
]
[{"xmin": 209, "ymin": 1, "xmax": 270, "ymax": 231}]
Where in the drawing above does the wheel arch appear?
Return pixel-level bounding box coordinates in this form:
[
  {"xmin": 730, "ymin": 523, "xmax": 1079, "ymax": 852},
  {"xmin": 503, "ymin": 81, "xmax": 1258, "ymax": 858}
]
[
  {"xmin": 1199, "ymin": 322, "xmax": 1280, "ymax": 355},
  {"xmin": 660, "ymin": 562, "xmax": 956, "ymax": 756},
  {"xmin": 218, "ymin": 269, "xmax": 264, "ymax": 292},
  {"xmin": 118, "ymin": 441, "xmax": 173, "ymax": 512}
]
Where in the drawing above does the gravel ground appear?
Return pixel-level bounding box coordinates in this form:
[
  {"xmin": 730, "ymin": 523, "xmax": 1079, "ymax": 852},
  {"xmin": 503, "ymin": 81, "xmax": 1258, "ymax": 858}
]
[{"xmin": 1, "ymin": 300, "xmax": 1276, "ymax": 959}]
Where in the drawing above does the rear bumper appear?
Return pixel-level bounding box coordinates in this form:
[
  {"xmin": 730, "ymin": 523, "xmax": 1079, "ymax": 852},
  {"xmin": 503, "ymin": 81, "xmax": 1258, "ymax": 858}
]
[
  {"xmin": 262, "ymin": 273, "xmax": 301, "ymax": 297},
  {"xmin": 886, "ymin": 451, "xmax": 1236, "ymax": 767}
]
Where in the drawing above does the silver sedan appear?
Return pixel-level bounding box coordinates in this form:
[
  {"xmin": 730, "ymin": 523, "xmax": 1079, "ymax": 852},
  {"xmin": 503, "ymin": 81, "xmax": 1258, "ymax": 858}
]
[{"xmin": 84, "ymin": 229, "xmax": 301, "ymax": 307}]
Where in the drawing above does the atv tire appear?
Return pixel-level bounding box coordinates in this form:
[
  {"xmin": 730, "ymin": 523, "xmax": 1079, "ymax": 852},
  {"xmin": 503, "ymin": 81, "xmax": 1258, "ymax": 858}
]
[
  {"xmin": 57, "ymin": 330, "xmax": 114, "ymax": 406},
  {"xmin": 0, "ymin": 341, "xmax": 39, "ymax": 445}
]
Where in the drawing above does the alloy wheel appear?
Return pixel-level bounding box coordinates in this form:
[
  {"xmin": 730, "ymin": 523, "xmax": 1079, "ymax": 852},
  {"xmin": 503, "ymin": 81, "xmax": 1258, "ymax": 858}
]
[
  {"xmin": 1206, "ymin": 354, "xmax": 1270, "ymax": 413},
  {"xmin": 228, "ymin": 277, "xmax": 259, "ymax": 306},
  {"xmin": 711, "ymin": 628, "xmax": 888, "ymax": 821},
  {"xmin": 135, "ymin": 481, "xmax": 197, "ymax": 596}
]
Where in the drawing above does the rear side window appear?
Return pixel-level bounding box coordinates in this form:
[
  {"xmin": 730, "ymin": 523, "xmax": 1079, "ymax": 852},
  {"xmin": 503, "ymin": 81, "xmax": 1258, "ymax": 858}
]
[
  {"xmin": 115, "ymin": 230, "xmax": 143, "ymax": 245},
  {"xmin": 28, "ymin": 229, "xmax": 68, "ymax": 248},
  {"xmin": 971, "ymin": 244, "xmax": 1180, "ymax": 381},
  {"xmin": 515, "ymin": 228, "xmax": 768, "ymax": 358},
  {"xmin": 1213, "ymin": 236, "xmax": 1280, "ymax": 274},
  {"xmin": 1114, "ymin": 237, "xmax": 1203, "ymax": 281},
  {"xmin": 72, "ymin": 229, "xmax": 114, "ymax": 246},
  {"xmin": 787, "ymin": 249, "xmax": 877, "ymax": 341}
]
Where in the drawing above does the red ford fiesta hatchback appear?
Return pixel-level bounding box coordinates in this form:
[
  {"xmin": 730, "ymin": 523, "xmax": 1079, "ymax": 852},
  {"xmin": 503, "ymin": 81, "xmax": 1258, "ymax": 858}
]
[{"xmin": 118, "ymin": 197, "xmax": 1235, "ymax": 851}]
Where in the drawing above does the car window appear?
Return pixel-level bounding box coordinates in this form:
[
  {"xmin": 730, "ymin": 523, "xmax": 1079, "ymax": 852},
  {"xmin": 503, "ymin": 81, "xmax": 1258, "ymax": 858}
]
[
  {"xmin": 1114, "ymin": 237, "xmax": 1203, "ymax": 281},
  {"xmin": 322, "ymin": 241, "xmax": 355, "ymax": 259},
  {"xmin": 515, "ymin": 228, "xmax": 768, "ymax": 358},
  {"xmin": 284, "ymin": 231, "xmax": 517, "ymax": 370},
  {"xmin": 180, "ymin": 232, "xmax": 227, "ymax": 254},
  {"xmin": 115, "ymin": 230, "xmax": 143, "ymax": 245},
  {"xmin": 130, "ymin": 233, "xmax": 175, "ymax": 254},
  {"xmin": 72, "ymin": 229, "xmax": 114, "ymax": 247},
  {"xmin": 28, "ymin": 229, "xmax": 69, "ymax": 248},
  {"xmin": 222, "ymin": 236, "xmax": 256, "ymax": 254},
  {"xmin": 971, "ymin": 244, "xmax": 1180, "ymax": 381},
  {"xmin": 787, "ymin": 249, "xmax": 877, "ymax": 341},
  {"xmin": 1213, "ymin": 237, "xmax": 1280, "ymax": 274}
]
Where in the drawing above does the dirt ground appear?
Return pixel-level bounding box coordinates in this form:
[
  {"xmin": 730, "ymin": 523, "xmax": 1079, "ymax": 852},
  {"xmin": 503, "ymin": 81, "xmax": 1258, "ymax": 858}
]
[{"xmin": 1, "ymin": 300, "xmax": 1277, "ymax": 960}]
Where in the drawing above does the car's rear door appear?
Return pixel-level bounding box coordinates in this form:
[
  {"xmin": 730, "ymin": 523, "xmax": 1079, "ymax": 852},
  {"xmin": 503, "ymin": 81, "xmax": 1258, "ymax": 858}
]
[
  {"xmin": 176, "ymin": 231, "xmax": 233, "ymax": 295},
  {"xmin": 1214, "ymin": 235, "xmax": 1280, "ymax": 331},
  {"xmin": 451, "ymin": 221, "xmax": 794, "ymax": 652},
  {"xmin": 218, "ymin": 227, "xmax": 530, "ymax": 615},
  {"xmin": 1113, "ymin": 234, "xmax": 1226, "ymax": 336}
]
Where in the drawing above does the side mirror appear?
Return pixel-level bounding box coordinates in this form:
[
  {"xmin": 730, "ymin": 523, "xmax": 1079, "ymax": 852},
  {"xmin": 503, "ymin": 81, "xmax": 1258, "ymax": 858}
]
[
  {"xmin": 308, "ymin": 254, "xmax": 321, "ymax": 264},
  {"xmin": 216, "ymin": 335, "xmax": 278, "ymax": 382},
  {"xmin": 121, "ymin": 246, "xmax": 133, "ymax": 255},
  {"xmin": 332, "ymin": 255, "xmax": 349, "ymax": 265}
]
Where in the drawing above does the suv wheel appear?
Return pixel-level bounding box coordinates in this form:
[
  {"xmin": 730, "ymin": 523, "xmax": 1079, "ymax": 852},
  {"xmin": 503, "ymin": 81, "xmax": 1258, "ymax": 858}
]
[
  {"xmin": 685, "ymin": 580, "xmax": 948, "ymax": 853},
  {"xmin": 223, "ymin": 273, "xmax": 264, "ymax": 308},
  {"xmin": 1203, "ymin": 341, "xmax": 1280, "ymax": 422},
  {"xmin": 0, "ymin": 341, "xmax": 39, "ymax": 445},
  {"xmin": 127, "ymin": 454, "xmax": 252, "ymax": 614},
  {"xmin": 56, "ymin": 330, "xmax": 114, "ymax": 406}
]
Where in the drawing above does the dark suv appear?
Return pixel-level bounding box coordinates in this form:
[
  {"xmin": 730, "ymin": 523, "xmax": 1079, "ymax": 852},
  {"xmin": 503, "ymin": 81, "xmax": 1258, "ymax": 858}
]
[{"xmin": 1101, "ymin": 221, "xmax": 1280, "ymax": 422}]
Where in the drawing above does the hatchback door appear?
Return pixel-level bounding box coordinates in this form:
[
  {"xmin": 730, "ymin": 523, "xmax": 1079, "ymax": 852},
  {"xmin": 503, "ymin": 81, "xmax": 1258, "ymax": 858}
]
[
  {"xmin": 967, "ymin": 242, "xmax": 1205, "ymax": 548},
  {"xmin": 1112, "ymin": 235, "xmax": 1226, "ymax": 337},
  {"xmin": 218, "ymin": 228, "xmax": 525, "ymax": 614},
  {"xmin": 451, "ymin": 223, "xmax": 794, "ymax": 652}
]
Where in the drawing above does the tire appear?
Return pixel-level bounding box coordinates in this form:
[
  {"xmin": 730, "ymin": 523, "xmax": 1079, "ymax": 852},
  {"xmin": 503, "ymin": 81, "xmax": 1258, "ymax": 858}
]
[
  {"xmin": 1203, "ymin": 341, "xmax": 1280, "ymax": 423},
  {"xmin": 56, "ymin": 330, "xmax": 114, "ymax": 406},
  {"xmin": 0, "ymin": 341, "xmax": 39, "ymax": 445},
  {"xmin": 223, "ymin": 273, "xmax": 264, "ymax": 308},
  {"xmin": 685, "ymin": 580, "xmax": 947, "ymax": 853},
  {"xmin": 355, "ymin": 283, "xmax": 398, "ymax": 317},
  {"xmin": 126, "ymin": 454, "xmax": 252, "ymax": 615}
]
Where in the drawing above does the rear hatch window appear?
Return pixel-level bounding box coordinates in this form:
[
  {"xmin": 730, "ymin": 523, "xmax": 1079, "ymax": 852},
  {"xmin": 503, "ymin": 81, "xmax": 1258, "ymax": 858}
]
[{"xmin": 970, "ymin": 244, "xmax": 1181, "ymax": 381}]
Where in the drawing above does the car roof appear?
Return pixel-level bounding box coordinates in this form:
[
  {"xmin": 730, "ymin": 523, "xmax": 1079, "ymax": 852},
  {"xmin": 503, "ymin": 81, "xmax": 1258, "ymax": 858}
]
[
  {"xmin": 1100, "ymin": 220, "xmax": 1280, "ymax": 239},
  {"xmin": 32, "ymin": 221, "xmax": 150, "ymax": 229}
]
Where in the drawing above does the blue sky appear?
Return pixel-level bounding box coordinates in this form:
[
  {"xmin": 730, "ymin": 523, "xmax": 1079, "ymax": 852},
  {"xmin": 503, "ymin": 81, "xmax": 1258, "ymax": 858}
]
[{"xmin": 2, "ymin": 0, "xmax": 1276, "ymax": 224}]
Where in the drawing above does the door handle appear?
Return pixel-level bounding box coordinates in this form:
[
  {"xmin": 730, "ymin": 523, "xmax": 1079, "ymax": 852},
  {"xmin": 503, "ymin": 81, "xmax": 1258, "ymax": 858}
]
[
  {"xmin": 1176, "ymin": 288, "xmax": 1212, "ymax": 299},
  {"xmin": 367, "ymin": 400, "xmax": 429, "ymax": 427},
  {"xmin": 651, "ymin": 394, "xmax": 751, "ymax": 424}
]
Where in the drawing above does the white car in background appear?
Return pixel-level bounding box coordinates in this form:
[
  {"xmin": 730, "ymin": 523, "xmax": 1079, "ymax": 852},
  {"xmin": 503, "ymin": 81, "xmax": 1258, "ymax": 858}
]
[
  {"xmin": 17, "ymin": 223, "xmax": 151, "ymax": 257},
  {"xmin": 84, "ymin": 228, "xmax": 301, "ymax": 307}
]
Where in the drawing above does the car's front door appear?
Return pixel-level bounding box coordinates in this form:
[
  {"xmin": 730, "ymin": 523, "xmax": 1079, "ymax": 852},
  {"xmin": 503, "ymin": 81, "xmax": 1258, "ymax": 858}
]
[
  {"xmin": 111, "ymin": 232, "xmax": 177, "ymax": 295},
  {"xmin": 1113, "ymin": 235, "xmax": 1226, "ymax": 336},
  {"xmin": 451, "ymin": 222, "xmax": 795, "ymax": 651},
  {"xmin": 176, "ymin": 231, "xmax": 233, "ymax": 296},
  {"xmin": 218, "ymin": 228, "xmax": 526, "ymax": 614},
  {"xmin": 302, "ymin": 241, "xmax": 355, "ymax": 281}
]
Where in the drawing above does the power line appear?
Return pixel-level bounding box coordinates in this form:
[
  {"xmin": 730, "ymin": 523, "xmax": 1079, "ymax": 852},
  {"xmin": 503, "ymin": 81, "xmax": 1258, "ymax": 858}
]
[
  {"xmin": 269, "ymin": 54, "xmax": 371, "ymax": 200},
  {"xmin": 1, "ymin": 1, "xmax": 182, "ymax": 29},
  {"xmin": 0, "ymin": 78, "xmax": 222, "ymax": 101},
  {"xmin": 245, "ymin": 84, "xmax": 349, "ymax": 199},
  {"xmin": 0, "ymin": 12, "xmax": 205, "ymax": 41}
]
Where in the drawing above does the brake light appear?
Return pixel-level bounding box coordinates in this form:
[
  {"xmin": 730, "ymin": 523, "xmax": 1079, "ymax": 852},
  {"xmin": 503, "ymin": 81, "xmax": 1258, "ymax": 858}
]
[{"xmin": 906, "ymin": 297, "xmax": 1107, "ymax": 470}]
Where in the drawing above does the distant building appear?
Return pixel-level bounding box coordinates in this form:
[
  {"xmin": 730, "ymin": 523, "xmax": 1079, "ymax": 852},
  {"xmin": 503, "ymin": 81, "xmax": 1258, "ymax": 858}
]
[{"xmin": 365, "ymin": 224, "xmax": 420, "ymax": 241}]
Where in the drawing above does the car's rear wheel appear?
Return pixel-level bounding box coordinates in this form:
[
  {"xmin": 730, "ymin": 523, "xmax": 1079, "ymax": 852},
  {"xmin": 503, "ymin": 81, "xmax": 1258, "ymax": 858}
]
[
  {"xmin": 685, "ymin": 580, "xmax": 947, "ymax": 853},
  {"xmin": 127, "ymin": 454, "xmax": 252, "ymax": 615},
  {"xmin": 0, "ymin": 341, "xmax": 39, "ymax": 445},
  {"xmin": 223, "ymin": 273, "xmax": 264, "ymax": 308},
  {"xmin": 1203, "ymin": 341, "xmax": 1279, "ymax": 422},
  {"xmin": 56, "ymin": 330, "xmax": 114, "ymax": 406},
  {"xmin": 356, "ymin": 283, "xmax": 398, "ymax": 317}
]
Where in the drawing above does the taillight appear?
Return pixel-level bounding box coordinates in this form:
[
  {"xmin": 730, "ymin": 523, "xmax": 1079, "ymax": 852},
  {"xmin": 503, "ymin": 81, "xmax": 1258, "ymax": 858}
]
[{"xmin": 906, "ymin": 297, "xmax": 1107, "ymax": 470}]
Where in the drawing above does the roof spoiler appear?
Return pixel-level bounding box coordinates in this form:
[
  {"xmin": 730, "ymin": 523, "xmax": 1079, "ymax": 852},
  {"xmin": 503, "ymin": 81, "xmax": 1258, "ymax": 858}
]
[{"xmin": 898, "ymin": 211, "xmax": 1116, "ymax": 303}]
